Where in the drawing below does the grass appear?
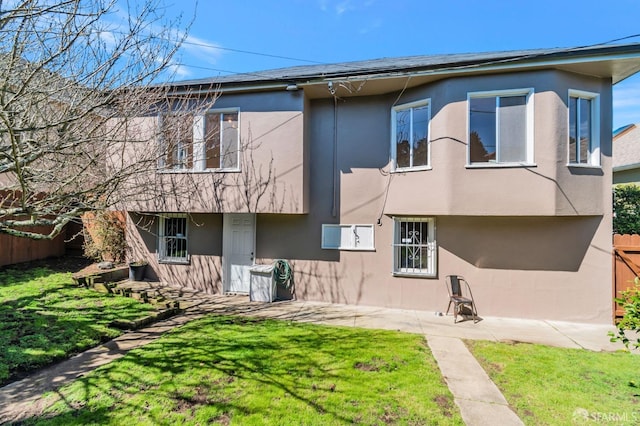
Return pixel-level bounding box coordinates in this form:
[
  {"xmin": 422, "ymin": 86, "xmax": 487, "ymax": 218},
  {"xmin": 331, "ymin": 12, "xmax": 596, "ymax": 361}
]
[
  {"xmin": 0, "ymin": 266, "xmax": 157, "ymax": 385},
  {"xmin": 467, "ymin": 340, "xmax": 640, "ymax": 425},
  {"xmin": 28, "ymin": 316, "xmax": 463, "ymax": 425}
]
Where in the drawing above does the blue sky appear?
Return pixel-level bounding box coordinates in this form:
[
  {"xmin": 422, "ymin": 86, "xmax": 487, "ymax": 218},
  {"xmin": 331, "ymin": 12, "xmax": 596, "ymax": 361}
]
[{"xmin": 152, "ymin": 0, "xmax": 640, "ymax": 129}]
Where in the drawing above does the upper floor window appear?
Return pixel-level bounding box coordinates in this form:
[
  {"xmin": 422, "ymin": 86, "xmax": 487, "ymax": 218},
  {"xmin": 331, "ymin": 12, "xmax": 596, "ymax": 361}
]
[
  {"xmin": 391, "ymin": 99, "xmax": 430, "ymax": 171},
  {"xmin": 468, "ymin": 89, "xmax": 534, "ymax": 166},
  {"xmin": 160, "ymin": 113, "xmax": 194, "ymax": 170},
  {"xmin": 158, "ymin": 109, "xmax": 240, "ymax": 172},
  {"xmin": 568, "ymin": 90, "xmax": 600, "ymax": 167}
]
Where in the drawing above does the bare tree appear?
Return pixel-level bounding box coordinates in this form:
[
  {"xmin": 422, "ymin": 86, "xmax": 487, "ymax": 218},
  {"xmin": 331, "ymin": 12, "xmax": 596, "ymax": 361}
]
[{"xmin": 0, "ymin": 0, "xmax": 199, "ymax": 239}]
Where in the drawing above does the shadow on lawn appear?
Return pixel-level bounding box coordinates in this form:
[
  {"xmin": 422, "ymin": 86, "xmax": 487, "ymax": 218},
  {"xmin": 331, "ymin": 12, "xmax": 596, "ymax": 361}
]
[
  {"xmin": 0, "ymin": 268, "xmax": 156, "ymax": 387},
  {"xmin": 37, "ymin": 316, "xmax": 421, "ymax": 425}
]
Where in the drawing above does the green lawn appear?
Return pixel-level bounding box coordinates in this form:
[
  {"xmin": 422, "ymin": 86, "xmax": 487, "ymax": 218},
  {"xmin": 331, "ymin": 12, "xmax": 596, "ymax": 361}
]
[
  {"xmin": 29, "ymin": 316, "xmax": 462, "ymax": 425},
  {"xmin": 0, "ymin": 266, "xmax": 156, "ymax": 385},
  {"xmin": 467, "ymin": 340, "xmax": 640, "ymax": 425}
]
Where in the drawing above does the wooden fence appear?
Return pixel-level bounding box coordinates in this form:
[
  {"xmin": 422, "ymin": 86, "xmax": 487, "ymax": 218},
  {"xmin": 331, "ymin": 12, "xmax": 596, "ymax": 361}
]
[
  {"xmin": 0, "ymin": 224, "xmax": 66, "ymax": 267},
  {"xmin": 0, "ymin": 189, "xmax": 84, "ymax": 267},
  {"xmin": 613, "ymin": 234, "xmax": 640, "ymax": 318}
]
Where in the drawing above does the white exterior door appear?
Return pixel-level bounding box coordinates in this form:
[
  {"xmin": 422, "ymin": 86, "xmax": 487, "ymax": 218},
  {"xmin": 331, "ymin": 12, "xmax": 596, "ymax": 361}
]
[{"xmin": 223, "ymin": 213, "xmax": 256, "ymax": 294}]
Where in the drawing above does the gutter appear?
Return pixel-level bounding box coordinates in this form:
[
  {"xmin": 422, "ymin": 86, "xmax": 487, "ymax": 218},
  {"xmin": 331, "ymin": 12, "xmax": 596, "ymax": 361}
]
[{"xmin": 613, "ymin": 162, "xmax": 640, "ymax": 172}]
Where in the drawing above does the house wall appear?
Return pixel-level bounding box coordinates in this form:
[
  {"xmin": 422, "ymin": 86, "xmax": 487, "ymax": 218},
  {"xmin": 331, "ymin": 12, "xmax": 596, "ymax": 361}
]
[
  {"xmin": 126, "ymin": 69, "xmax": 614, "ymax": 323},
  {"xmin": 613, "ymin": 168, "xmax": 640, "ymax": 185},
  {"xmin": 117, "ymin": 90, "xmax": 307, "ymax": 214},
  {"xmin": 127, "ymin": 212, "xmax": 223, "ymax": 293}
]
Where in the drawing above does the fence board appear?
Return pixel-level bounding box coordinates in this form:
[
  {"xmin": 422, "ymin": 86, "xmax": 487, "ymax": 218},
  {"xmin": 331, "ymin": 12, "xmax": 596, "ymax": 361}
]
[
  {"xmin": 0, "ymin": 225, "xmax": 66, "ymax": 267},
  {"xmin": 613, "ymin": 234, "xmax": 640, "ymax": 318}
]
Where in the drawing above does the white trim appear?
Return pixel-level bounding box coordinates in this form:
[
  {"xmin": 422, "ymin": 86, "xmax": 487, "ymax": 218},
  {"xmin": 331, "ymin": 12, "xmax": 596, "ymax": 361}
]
[
  {"xmin": 465, "ymin": 163, "xmax": 537, "ymax": 169},
  {"xmin": 157, "ymin": 214, "xmax": 189, "ymax": 264},
  {"xmin": 567, "ymin": 89, "xmax": 600, "ymax": 167},
  {"xmin": 390, "ymin": 98, "xmax": 431, "ymax": 171},
  {"xmin": 157, "ymin": 108, "xmax": 241, "ymax": 173},
  {"xmin": 321, "ymin": 224, "xmax": 375, "ymax": 251},
  {"xmin": 466, "ymin": 88, "xmax": 534, "ymax": 166},
  {"xmin": 391, "ymin": 217, "xmax": 437, "ymax": 278},
  {"xmin": 222, "ymin": 213, "xmax": 256, "ymax": 294}
]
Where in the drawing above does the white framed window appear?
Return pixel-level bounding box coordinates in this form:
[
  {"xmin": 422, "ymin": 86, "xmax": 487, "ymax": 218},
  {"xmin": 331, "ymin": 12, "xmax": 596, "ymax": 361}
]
[
  {"xmin": 158, "ymin": 109, "xmax": 240, "ymax": 172},
  {"xmin": 568, "ymin": 89, "xmax": 600, "ymax": 167},
  {"xmin": 391, "ymin": 99, "xmax": 431, "ymax": 171},
  {"xmin": 322, "ymin": 224, "xmax": 374, "ymax": 250},
  {"xmin": 392, "ymin": 217, "xmax": 436, "ymax": 277},
  {"xmin": 467, "ymin": 89, "xmax": 534, "ymax": 166},
  {"xmin": 158, "ymin": 214, "xmax": 188, "ymax": 263},
  {"xmin": 158, "ymin": 113, "xmax": 194, "ymax": 170}
]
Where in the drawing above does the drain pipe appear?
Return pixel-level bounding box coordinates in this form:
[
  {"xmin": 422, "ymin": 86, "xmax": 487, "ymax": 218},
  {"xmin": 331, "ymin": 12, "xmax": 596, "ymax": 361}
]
[{"xmin": 331, "ymin": 94, "xmax": 338, "ymax": 217}]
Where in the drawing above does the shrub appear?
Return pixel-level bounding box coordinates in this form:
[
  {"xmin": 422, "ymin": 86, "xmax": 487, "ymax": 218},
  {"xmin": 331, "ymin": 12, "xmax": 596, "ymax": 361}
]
[
  {"xmin": 83, "ymin": 211, "xmax": 127, "ymax": 263},
  {"xmin": 610, "ymin": 277, "xmax": 640, "ymax": 350},
  {"xmin": 613, "ymin": 184, "xmax": 640, "ymax": 234}
]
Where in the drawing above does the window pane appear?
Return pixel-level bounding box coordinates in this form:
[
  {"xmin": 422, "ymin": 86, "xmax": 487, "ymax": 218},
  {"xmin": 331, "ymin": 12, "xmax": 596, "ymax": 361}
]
[
  {"xmin": 469, "ymin": 97, "xmax": 496, "ymax": 163},
  {"xmin": 395, "ymin": 109, "xmax": 410, "ymax": 168},
  {"xmin": 569, "ymin": 97, "xmax": 578, "ymax": 163},
  {"xmin": 354, "ymin": 225, "xmax": 374, "ymax": 249},
  {"xmin": 413, "ymin": 106, "xmax": 429, "ymax": 167},
  {"xmin": 579, "ymin": 98, "xmax": 591, "ymax": 164},
  {"xmin": 163, "ymin": 114, "xmax": 193, "ymax": 169},
  {"xmin": 322, "ymin": 226, "xmax": 341, "ymax": 249},
  {"xmin": 205, "ymin": 113, "xmax": 221, "ymax": 169},
  {"xmin": 498, "ymin": 96, "xmax": 527, "ymax": 162},
  {"xmin": 221, "ymin": 112, "xmax": 239, "ymax": 169}
]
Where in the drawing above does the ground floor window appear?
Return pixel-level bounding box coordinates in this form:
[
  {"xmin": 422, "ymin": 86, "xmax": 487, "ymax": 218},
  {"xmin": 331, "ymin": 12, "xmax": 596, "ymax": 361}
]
[
  {"xmin": 158, "ymin": 214, "xmax": 188, "ymax": 263},
  {"xmin": 392, "ymin": 217, "xmax": 436, "ymax": 277}
]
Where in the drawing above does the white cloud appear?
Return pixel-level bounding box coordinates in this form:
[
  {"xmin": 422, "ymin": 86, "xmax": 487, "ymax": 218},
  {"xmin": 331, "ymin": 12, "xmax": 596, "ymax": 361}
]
[
  {"xmin": 359, "ymin": 18, "xmax": 382, "ymax": 34},
  {"xmin": 181, "ymin": 34, "xmax": 223, "ymax": 64},
  {"xmin": 613, "ymin": 76, "xmax": 640, "ymax": 127}
]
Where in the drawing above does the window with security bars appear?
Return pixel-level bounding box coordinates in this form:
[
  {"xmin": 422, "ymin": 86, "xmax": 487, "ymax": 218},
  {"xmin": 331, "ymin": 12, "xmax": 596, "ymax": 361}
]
[
  {"xmin": 158, "ymin": 215, "xmax": 188, "ymax": 263},
  {"xmin": 392, "ymin": 217, "xmax": 436, "ymax": 277}
]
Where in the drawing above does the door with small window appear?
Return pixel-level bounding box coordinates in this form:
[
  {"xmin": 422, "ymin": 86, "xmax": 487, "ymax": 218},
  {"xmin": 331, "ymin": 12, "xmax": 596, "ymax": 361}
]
[{"xmin": 223, "ymin": 213, "xmax": 256, "ymax": 294}]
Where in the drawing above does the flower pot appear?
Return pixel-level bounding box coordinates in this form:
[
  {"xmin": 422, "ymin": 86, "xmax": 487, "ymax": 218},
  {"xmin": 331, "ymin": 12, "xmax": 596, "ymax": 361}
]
[{"xmin": 128, "ymin": 263, "xmax": 146, "ymax": 281}]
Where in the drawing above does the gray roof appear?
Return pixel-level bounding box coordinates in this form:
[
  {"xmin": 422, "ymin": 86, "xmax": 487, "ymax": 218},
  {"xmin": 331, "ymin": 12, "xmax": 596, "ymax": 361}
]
[
  {"xmin": 171, "ymin": 43, "xmax": 640, "ymax": 88},
  {"xmin": 614, "ymin": 124, "xmax": 640, "ymax": 169}
]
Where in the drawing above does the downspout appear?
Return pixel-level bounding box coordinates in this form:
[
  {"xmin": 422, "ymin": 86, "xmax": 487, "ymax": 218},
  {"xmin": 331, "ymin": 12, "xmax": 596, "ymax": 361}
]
[{"xmin": 331, "ymin": 91, "xmax": 338, "ymax": 218}]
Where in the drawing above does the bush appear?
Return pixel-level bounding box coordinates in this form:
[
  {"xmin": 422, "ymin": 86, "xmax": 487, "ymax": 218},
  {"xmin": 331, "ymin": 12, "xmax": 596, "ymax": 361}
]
[
  {"xmin": 613, "ymin": 184, "xmax": 640, "ymax": 234},
  {"xmin": 610, "ymin": 277, "xmax": 640, "ymax": 350},
  {"xmin": 83, "ymin": 211, "xmax": 127, "ymax": 263}
]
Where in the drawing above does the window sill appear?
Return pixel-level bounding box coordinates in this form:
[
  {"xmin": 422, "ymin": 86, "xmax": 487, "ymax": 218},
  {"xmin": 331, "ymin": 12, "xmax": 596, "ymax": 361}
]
[
  {"xmin": 465, "ymin": 163, "xmax": 537, "ymax": 169},
  {"xmin": 158, "ymin": 258, "xmax": 190, "ymax": 265},
  {"xmin": 321, "ymin": 247, "xmax": 376, "ymax": 251},
  {"xmin": 392, "ymin": 271, "xmax": 436, "ymax": 278},
  {"xmin": 157, "ymin": 169, "xmax": 241, "ymax": 174},
  {"xmin": 391, "ymin": 166, "xmax": 432, "ymax": 173},
  {"xmin": 566, "ymin": 163, "xmax": 601, "ymax": 169}
]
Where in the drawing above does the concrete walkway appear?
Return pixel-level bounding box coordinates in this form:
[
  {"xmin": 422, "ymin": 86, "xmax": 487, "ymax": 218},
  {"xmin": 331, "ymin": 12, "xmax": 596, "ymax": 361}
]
[{"xmin": 0, "ymin": 286, "xmax": 628, "ymax": 424}]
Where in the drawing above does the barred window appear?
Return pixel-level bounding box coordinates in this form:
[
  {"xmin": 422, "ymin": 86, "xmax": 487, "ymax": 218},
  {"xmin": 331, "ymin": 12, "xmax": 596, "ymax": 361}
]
[
  {"xmin": 392, "ymin": 217, "xmax": 436, "ymax": 277},
  {"xmin": 158, "ymin": 214, "xmax": 188, "ymax": 263}
]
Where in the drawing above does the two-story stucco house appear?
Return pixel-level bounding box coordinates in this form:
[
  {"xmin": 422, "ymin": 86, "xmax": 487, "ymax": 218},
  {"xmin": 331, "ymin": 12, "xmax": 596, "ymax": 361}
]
[{"xmin": 121, "ymin": 43, "xmax": 640, "ymax": 324}]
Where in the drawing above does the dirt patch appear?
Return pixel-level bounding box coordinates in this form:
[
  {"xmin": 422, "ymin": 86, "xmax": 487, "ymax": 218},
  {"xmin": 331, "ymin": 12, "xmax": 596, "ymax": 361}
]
[
  {"xmin": 433, "ymin": 395, "xmax": 454, "ymax": 418},
  {"xmin": 0, "ymin": 256, "xmax": 95, "ymax": 274},
  {"xmin": 354, "ymin": 357, "xmax": 390, "ymax": 372},
  {"xmin": 212, "ymin": 413, "xmax": 231, "ymax": 425}
]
